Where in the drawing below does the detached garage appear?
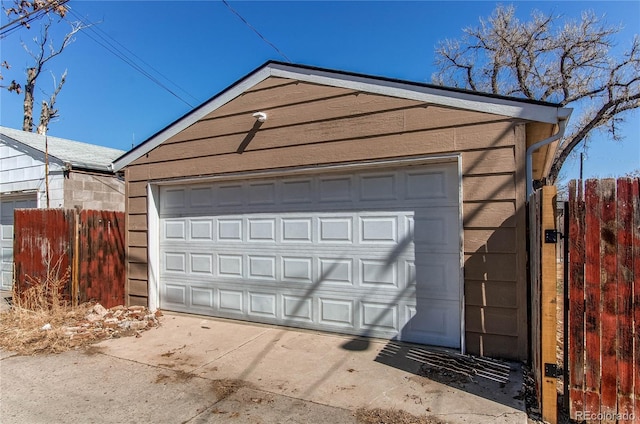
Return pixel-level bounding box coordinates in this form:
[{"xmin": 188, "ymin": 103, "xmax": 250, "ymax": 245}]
[{"xmin": 113, "ymin": 61, "xmax": 571, "ymax": 360}]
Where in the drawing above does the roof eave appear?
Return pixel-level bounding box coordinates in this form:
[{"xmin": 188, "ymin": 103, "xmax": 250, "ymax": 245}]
[{"xmin": 112, "ymin": 61, "xmax": 572, "ymax": 171}]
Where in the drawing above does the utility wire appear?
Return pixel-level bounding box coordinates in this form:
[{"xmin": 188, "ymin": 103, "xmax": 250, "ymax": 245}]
[
  {"xmin": 0, "ymin": 0, "xmax": 69, "ymax": 37},
  {"xmin": 221, "ymin": 0, "xmax": 291, "ymax": 63},
  {"xmin": 64, "ymin": 7, "xmax": 197, "ymax": 108},
  {"xmin": 66, "ymin": 7, "xmax": 199, "ymax": 105}
]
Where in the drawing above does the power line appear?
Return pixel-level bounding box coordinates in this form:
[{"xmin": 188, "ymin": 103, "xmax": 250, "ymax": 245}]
[
  {"xmin": 221, "ymin": 0, "xmax": 291, "ymax": 63},
  {"xmin": 0, "ymin": 0, "xmax": 69, "ymax": 38},
  {"xmin": 64, "ymin": 7, "xmax": 198, "ymax": 108}
]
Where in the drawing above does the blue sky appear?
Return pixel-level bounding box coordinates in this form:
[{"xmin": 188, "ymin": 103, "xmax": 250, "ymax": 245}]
[{"xmin": 1, "ymin": 0, "xmax": 638, "ymax": 180}]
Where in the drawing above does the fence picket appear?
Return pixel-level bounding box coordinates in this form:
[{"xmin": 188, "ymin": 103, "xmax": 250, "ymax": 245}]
[
  {"xmin": 568, "ymin": 180, "xmax": 586, "ymax": 416},
  {"xmin": 584, "ymin": 179, "xmax": 602, "ymax": 417},
  {"xmin": 632, "ymin": 179, "xmax": 640, "ymax": 422},
  {"xmin": 599, "ymin": 180, "xmax": 617, "ymax": 422},
  {"xmin": 616, "ymin": 179, "xmax": 634, "ymax": 423}
]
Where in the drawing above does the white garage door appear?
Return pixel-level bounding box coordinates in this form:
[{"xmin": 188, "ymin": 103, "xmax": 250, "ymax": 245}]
[
  {"xmin": 1, "ymin": 196, "xmax": 37, "ymax": 290},
  {"xmin": 158, "ymin": 162, "xmax": 462, "ymax": 347}
]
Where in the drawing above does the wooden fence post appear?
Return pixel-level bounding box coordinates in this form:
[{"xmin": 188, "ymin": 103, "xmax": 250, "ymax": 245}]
[{"xmin": 540, "ymin": 185, "xmax": 558, "ymax": 423}]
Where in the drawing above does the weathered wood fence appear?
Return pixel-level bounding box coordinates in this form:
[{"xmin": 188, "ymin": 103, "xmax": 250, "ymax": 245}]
[
  {"xmin": 529, "ymin": 185, "xmax": 559, "ymax": 423},
  {"xmin": 13, "ymin": 209, "xmax": 125, "ymax": 308},
  {"xmin": 568, "ymin": 178, "xmax": 639, "ymax": 423}
]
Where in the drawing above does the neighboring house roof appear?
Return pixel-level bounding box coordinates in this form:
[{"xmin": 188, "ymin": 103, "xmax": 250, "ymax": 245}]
[
  {"xmin": 112, "ymin": 60, "xmax": 572, "ymax": 171},
  {"xmin": 0, "ymin": 126, "xmax": 124, "ymax": 173}
]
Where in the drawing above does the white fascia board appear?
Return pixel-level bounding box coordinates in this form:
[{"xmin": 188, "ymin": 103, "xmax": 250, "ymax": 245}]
[
  {"xmin": 269, "ymin": 63, "xmax": 567, "ymax": 125},
  {"xmin": 112, "ymin": 67, "xmax": 272, "ymax": 171}
]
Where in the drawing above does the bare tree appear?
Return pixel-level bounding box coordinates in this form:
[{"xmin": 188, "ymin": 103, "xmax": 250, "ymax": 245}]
[
  {"xmin": 432, "ymin": 5, "xmax": 640, "ymax": 184},
  {"xmin": 37, "ymin": 69, "xmax": 66, "ymax": 135},
  {"xmin": 14, "ymin": 17, "xmax": 84, "ymax": 132},
  {"xmin": 3, "ymin": 0, "xmax": 68, "ymax": 29}
]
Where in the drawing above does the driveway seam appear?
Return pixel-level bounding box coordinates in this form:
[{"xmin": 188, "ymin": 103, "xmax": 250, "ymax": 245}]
[{"xmin": 190, "ymin": 328, "xmax": 272, "ymax": 374}]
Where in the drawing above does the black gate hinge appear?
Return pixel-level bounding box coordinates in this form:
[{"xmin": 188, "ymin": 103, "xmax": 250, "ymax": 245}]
[
  {"xmin": 544, "ymin": 229, "xmax": 564, "ymax": 243},
  {"xmin": 544, "ymin": 363, "xmax": 559, "ymax": 378}
]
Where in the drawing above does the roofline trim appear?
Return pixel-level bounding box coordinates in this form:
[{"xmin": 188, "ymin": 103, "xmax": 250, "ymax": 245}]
[
  {"xmin": 112, "ymin": 61, "xmax": 571, "ymax": 171},
  {"xmin": 268, "ymin": 63, "xmax": 566, "ymax": 124},
  {"xmin": 112, "ymin": 67, "xmax": 271, "ymax": 171}
]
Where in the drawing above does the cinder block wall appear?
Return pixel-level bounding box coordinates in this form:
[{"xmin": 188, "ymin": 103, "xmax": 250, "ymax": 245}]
[{"xmin": 64, "ymin": 172, "xmax": 125, "ymax": 211}]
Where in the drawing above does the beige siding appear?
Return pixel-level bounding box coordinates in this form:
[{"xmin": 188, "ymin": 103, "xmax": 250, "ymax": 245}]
[{"xmin": 123, "ymin": 77, "xmax": 530, "ymax": 360}]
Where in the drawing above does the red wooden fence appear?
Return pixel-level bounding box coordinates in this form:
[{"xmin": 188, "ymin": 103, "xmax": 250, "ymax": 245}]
[
  {"xmin": 568, "ymin": 178, "xmax": 639, "ymax": 423},
  {"xmin": 13, "ymin": 209, "xmax": 75, "ymax": 299},
  {"xmin": 13, "ymin": 209, "xmax": 125, "ymax": 308}
]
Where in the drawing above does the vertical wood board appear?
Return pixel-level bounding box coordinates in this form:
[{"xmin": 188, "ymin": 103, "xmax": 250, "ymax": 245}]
[
  {"xmin": 583, "ymin": 179, "xmax": 602, "ymax": 416},
  {"xmin": 599, "ymin": 180, "xmax": 617, "ymax": 421},
  {"xmin": 568, "ymin": 180, "xmax": 586, "ymax": 417}
]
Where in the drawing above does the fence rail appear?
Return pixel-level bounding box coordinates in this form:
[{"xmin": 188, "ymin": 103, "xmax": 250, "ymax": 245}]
[
  {"xmin": 13, "ymin": 209, "xmax": 125, "ymax": 309},
  {"xmin": 568, "ymin": 178, "xmax": 639, "ymax": 423}
]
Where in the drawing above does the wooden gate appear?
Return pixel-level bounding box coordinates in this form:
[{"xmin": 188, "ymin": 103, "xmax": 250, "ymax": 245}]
[
  {"xmin": 567, "ymin": 178, "xmax": 639, "ymax": 423},
  {"xmin": 13, "ymin": 209, "xmax": 125, "ymax": 308}
]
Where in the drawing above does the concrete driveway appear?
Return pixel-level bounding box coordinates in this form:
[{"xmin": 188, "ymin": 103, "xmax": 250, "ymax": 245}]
[{"xmin": 1, "ymin": 313, "xmax": 527, "ymax": 423}]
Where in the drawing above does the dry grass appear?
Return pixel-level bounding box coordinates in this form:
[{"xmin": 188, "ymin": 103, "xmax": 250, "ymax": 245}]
[
  {"xmin": 0, "ymin": 263, "xmax": 97, "ymax": 355},
  {"xmin": 355, "ymin": 408, "xmax": 446, "ymax": 424}
]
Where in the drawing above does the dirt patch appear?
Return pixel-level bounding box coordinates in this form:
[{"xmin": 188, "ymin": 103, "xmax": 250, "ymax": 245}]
[
  {"xmin": 83, "ymin": 345, "xmax": 106, "ymax": 356},
  {"xmin": 211, "ymin": 379, "xmax": 253, "ymax": 400},
  {"xmin": 355, "ymin": 408, "xmax": 445, "ymax": 424},
  {"xmin": 419, "ymin": 365, "xmax": 473, "ymax": 387},
  {"xmin": 155, "ymin": 373, "xmax": 171, "ymax": 384}
]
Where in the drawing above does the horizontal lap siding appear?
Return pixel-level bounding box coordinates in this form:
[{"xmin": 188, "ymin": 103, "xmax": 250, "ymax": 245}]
[{"xmin": 123, "ymin": 77, "xmax": 526, "ymax": 359}]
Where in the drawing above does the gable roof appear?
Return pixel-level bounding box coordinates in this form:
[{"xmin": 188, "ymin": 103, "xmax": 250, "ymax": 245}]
[
  {"xmin": 0, "ymin": 126, "xmax": 124, "ymax": 173},
  {"xmin": 112, "ymin": 61, "xmax": 572, "ymax": 171}
]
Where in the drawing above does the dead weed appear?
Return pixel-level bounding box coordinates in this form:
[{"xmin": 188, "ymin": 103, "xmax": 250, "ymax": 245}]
[
  {"xmin": 355, "ymin": 407, "xmax": 446, "ymax": 424},
  {"xmin": 0, "ymin": 302, "xmax": 98, "ymax": 355},
  {"xmin": 0, "ymin": 264, "xmax": 158, "ymax": 355}
]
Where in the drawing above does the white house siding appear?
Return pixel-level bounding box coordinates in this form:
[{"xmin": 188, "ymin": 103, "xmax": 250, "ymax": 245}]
[
  {"xmin": 0, "ymin": 140, "xmax": 65, "ymax": 204},
  {"xmin": 1, "ymin": 140, "xmax": 124, "ymax": 211}
]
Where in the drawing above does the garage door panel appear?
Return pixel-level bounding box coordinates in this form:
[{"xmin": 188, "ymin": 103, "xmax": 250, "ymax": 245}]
[
  {"xmin": 218, "ymin": 254, "xmax": 243, "ymax": 278},
  {"xmin": 164, "ymin": 284, "xmax": 187, "ymax": 306},
  {"xmin": 282, "ymin": 257, "xmax": 313, "ymax": 282},
  {"xmin": 190, "ymin": 220, "xmax": 213, "ymax": 240},
  {"xmin": 360, "ymin": 173, "xmax": 399, "ymax": 201},
  {"xmin": 191, "ymin": 286, "xmax": 214, "ymax": 308},
  {"xmin": 282, "ymin": 218, "xmax": 312, "ymax": 242},
  {"xmin": 218, "ymin": 219, "xmax": 242, "ymax": 241},
  {"xmin": 219, "ymin": 289, "xmax": 244, "ymax": 313},
  {"xmin": 158, "ymin": 163, "xmax": 462, "ymax": 347},
  {"xmin": 318, "ymin": 176, "xmax": 354, "ymax": 203},
  {"xmin": 248, "ymin": 218, "xmax": 276, "ymax": 241},
  {"xmin": 282, "ymin": 294, "xmax": 313, "ymax": 322},
  {"xmin": 361, "ymin": 301, "xmax": 399, "ymax": 331},
  {"xmin": 319, "ymin": 297, "xmax": 354, "ymax": 328},
  {"xmin": 248, "ymin": 292, "xmax": 277, "ymax": 318}
]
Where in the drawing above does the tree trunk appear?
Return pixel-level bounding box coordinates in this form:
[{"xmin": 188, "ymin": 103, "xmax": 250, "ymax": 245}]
[
  {"xmin": 23, "ymin": 67, "xmax": 36, "ymax": 132},
  {"xmin": 37, "ymin": 101, "xmax": 50, "ymax": 135}
]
